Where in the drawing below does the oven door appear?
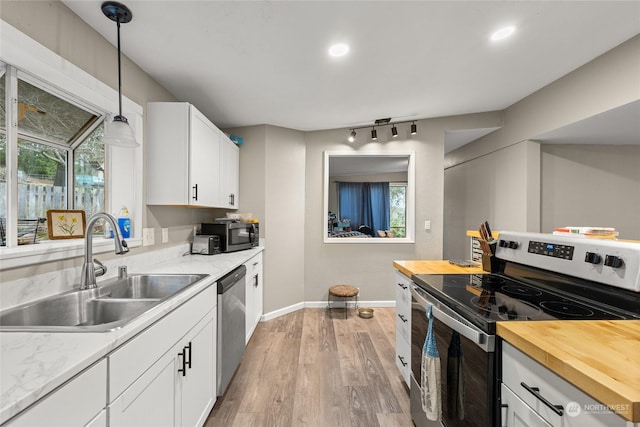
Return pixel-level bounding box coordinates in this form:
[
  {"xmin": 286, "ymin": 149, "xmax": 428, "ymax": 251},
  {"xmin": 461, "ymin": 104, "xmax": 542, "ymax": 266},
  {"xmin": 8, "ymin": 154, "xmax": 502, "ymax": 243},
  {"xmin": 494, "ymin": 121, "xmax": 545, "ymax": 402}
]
[{"xmin": 410, "ymin": 284, "xmax": 496, "ymax": 427}]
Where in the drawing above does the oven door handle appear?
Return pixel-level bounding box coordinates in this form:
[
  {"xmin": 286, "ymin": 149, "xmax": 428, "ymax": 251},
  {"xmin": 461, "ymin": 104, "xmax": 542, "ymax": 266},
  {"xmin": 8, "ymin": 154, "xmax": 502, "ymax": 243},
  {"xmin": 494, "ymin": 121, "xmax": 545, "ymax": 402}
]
[{"xmin": 411, "ymin": 284, "xmax": 494, "ymax": 352}]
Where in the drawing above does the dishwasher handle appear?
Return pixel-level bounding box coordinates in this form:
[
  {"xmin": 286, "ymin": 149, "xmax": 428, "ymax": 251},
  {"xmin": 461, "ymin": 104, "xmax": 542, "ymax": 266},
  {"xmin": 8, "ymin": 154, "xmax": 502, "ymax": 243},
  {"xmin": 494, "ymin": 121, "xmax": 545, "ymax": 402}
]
[
  {"xmin": 411, "ymin": 284, "xmax": 494, "ymax": 352},
  {"xmin": 217, "ymin": 265, "xmax": 247, "ymax": 294}
]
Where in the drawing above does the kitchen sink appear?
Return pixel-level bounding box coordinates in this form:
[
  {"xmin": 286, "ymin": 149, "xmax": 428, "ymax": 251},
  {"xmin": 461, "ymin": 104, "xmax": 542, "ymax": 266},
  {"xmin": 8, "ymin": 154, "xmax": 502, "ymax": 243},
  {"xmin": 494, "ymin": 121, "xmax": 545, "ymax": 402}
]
[
  {"xmin": 0, "ymin": 273, "xmax": 209, "ymax": 332},
  {"xmin": 101, "ymin": 274, "xmax": 208, "ymax": 299}
]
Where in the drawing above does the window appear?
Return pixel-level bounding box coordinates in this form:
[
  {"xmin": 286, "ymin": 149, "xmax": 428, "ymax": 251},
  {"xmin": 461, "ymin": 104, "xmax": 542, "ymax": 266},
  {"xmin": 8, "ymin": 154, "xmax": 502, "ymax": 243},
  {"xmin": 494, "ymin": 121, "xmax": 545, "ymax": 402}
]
[
  {"xmin": 1, "ymin": 64, "xmax": 106, "ymax": 246},
  {"xmin": 390, "ymin": 183, "xmax": 407, "ymax": 238},
  {"xmin": 1, "ymin": 22, "xmax": 143, "ymax": 268}
]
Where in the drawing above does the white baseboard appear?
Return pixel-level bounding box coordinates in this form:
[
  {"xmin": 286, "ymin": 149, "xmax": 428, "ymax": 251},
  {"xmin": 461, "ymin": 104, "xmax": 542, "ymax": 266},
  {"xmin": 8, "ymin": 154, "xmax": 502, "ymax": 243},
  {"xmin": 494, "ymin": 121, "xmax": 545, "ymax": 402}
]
[{"xmin": 260, "ymin": 300, "xmax": 395, "ymax": 322}]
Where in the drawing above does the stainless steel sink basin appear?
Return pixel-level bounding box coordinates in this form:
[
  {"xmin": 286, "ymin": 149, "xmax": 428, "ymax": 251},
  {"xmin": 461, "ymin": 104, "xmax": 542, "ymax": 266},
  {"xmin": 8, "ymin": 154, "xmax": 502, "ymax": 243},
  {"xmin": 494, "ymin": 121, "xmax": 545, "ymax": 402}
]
[
  {"xmin": 101, "ymin": 274, "xmax": 208, "ymax": 299},
  {"xmin": 0, "ymin": 273, "xmax": 208, "ymax": 332}
]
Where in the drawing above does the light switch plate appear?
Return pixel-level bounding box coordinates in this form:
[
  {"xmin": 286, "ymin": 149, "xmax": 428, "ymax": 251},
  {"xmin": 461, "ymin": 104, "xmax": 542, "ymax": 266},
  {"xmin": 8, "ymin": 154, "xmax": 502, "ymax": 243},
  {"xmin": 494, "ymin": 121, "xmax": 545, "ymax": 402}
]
[
  {"xmin": 143, "ymin": 228, "xmax": 155, "ymax": 246},
  {"xmin": 162, "ymin": 228, "xmax": 169, "ymax": 243},
  {"xmin": 424, "ymin": 220, "xmax": 431, "ymax": 230}
]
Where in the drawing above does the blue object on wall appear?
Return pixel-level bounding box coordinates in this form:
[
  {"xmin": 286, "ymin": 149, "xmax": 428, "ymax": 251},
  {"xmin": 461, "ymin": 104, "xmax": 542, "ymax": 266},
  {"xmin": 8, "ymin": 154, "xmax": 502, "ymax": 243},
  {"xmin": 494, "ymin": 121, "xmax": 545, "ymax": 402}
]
[{"xmin": 230, "ymin": 135, "xmax": 244, "ymax": 145}]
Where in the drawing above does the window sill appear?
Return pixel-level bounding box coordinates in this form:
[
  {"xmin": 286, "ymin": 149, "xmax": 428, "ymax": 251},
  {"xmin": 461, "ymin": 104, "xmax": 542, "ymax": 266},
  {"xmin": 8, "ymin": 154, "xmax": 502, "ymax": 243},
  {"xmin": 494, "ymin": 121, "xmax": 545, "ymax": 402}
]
[
  {"xmin": 0, "ymin": 238, "xmax": 142, "ymax": 270},
  {"xmin": 324, "ymin": 237, "xmax": 415, "ymax": 244}
]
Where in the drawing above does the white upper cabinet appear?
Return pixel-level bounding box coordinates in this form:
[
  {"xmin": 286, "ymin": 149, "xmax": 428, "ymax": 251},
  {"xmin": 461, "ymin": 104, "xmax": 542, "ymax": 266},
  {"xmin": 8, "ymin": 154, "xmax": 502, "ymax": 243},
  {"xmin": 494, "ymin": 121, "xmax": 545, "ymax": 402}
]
[
  {"xmin": 219, "ymin": 134, "xmax": 239, "ymax": 209},
  {"xmin": 147, "ymin": 102, "xmax": 238, "ymax": 208}
]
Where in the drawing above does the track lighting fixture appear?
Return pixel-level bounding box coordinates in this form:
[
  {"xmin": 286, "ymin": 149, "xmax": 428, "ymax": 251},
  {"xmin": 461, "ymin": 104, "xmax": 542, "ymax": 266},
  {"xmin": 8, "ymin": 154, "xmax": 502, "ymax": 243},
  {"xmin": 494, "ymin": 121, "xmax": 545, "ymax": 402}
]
[
  {"xmin": 346, "ymin": 118, "xmax": 418, "ymax": 142},
  {"xmin": 101, "ymin": 1, "xmax": 139, "ymax": 148}
]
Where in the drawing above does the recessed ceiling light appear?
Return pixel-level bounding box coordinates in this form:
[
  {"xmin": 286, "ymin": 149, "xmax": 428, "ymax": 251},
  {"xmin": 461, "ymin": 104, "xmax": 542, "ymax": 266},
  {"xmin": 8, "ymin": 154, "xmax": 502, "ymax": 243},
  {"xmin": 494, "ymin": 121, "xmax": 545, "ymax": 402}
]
[
  {"xmin": 328, "ymin": 43, "xmax": 350, "ymax": 57},
  {"xmin": 490, "ymin": 26, "xmax": 516, "ymax": 41}
]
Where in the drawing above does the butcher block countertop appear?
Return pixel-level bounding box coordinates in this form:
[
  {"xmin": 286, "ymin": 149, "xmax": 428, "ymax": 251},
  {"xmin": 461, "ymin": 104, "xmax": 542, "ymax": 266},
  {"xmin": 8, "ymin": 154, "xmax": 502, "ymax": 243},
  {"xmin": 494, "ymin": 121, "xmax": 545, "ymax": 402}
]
[
  {"xmin": 497, "ymin": 320, "xmax": 640, "ymax": 422},
  {"xmin": 393, "ymin": 260, "xmax": 486, "ymax": 277}
]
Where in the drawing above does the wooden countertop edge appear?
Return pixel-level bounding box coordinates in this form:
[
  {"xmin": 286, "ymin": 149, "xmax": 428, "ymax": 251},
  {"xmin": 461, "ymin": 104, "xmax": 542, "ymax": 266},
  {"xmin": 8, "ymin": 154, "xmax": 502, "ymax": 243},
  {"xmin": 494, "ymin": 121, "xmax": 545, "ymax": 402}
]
[
  {"xmin": 497, "ymin": 323, "xmax": 640, "ymax": 422},
  {"xmin": 393, "ymin": 260, "xmax": 486, "ymax": 277}
]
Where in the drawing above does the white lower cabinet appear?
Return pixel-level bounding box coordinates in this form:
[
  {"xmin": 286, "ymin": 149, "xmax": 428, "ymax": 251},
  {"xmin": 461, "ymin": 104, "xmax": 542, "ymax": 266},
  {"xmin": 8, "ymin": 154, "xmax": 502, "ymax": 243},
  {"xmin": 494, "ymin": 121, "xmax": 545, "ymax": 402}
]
[
  {"xmin": 245, "ymin": 252, "xmax": 263, "ymax": 343},
  {"xmin": 394, "ymin": 270, "xmax": 411, "ymax": 387},
  {"xmin": 501, "ymin": 384, "xmax": 552, "ymax": 427},
  {"xmin": 501, "ymin": 341, "xmax": 630, "ymax": 427},
  {"xmin": 6, "ymin": 359, "xmax": 107, "ymax": 427},
  {"xmin": 178, "ymin": 310, "xmax": 216, "ymax": 427},
  {"xmin": 109, "ymin": 285, "xmax": 217, "ymax": 427}
]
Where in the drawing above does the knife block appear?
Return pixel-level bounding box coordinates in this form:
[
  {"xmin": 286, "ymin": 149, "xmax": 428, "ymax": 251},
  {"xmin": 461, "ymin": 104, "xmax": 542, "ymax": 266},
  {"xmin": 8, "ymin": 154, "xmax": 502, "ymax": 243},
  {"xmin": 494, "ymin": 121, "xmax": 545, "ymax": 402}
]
[{"xmin": 482, "ymin": 254, "xmax": 499, "ymax": 273}]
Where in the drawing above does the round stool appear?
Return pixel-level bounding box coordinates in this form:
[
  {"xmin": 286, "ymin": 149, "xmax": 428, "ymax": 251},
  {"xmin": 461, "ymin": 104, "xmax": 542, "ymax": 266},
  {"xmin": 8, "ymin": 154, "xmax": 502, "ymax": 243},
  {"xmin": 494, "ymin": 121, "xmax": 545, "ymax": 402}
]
[{"xmin": 327, "ymin": 285, "xmax": 359, "ymax": 318}]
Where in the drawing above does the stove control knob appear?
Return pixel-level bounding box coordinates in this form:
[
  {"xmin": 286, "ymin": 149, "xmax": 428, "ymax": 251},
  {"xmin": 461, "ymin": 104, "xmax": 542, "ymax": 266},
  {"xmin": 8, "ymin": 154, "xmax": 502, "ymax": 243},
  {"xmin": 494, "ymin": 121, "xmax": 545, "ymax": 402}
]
[
  {"xmin": 604, "ymin": 255, "xmax": 624, "ymax": 268},
  {"xmin": 498, "ymin": 240, "xmax": 508, "ymax": 248},
  {"xmin": 508, "ymin": 241, "xmax": 519, "ymax": 249},
  {"xmin": 584, "ymin": 252, "xmax": 602, "ymax": 265}
]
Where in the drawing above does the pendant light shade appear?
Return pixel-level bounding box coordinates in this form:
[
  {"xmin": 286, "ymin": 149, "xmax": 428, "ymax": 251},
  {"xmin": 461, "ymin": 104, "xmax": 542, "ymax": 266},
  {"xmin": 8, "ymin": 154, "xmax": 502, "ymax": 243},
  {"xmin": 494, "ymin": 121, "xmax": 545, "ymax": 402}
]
[
  {"xmin": 103, "ymin": 115, "xmax": 137, "ymax": 147},
  {"xmin": 102, "ymin": 1, "xmax": 139, "ymax": 148}
]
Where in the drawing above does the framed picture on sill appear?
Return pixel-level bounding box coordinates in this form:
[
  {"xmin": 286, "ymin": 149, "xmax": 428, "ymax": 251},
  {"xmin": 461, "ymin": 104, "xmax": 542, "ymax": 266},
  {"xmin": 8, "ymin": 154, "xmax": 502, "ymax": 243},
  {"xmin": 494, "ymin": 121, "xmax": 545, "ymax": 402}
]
[{"xmin": 46, "ymin": 210, "xmax": 86, "ymax": 239}]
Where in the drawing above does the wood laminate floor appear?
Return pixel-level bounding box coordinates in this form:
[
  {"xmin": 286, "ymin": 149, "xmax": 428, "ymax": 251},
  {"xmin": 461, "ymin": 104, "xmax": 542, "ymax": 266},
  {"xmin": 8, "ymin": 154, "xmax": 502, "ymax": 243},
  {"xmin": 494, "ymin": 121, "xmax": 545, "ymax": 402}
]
[{"xmin": 205, "ymin": 307, "xmax": 413, "ymax": 427}]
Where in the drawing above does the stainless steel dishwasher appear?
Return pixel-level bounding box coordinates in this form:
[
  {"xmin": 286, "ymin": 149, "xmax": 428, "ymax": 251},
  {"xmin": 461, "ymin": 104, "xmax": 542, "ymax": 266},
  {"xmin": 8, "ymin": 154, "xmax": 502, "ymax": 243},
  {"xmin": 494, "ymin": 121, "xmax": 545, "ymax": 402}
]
[{"xmin": 217, "ymin": 264, "xmax": 247, "ymax": 396}]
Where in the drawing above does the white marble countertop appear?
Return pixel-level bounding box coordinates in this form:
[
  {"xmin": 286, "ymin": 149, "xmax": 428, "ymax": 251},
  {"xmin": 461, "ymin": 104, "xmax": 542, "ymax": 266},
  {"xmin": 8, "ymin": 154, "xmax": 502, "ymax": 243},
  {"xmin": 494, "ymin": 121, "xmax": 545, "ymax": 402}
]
[{"xmin": 0, "ymin": 245, "xmax": 264, "ymax": 424}]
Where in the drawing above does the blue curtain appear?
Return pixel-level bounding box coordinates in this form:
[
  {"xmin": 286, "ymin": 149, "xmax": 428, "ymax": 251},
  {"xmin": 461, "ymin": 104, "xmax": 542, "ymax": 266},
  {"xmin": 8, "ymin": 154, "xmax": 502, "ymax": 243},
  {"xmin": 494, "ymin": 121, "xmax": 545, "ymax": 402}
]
[{"xmin": 337, "ymin": 182, "xmax": 390, "ymax": 235}]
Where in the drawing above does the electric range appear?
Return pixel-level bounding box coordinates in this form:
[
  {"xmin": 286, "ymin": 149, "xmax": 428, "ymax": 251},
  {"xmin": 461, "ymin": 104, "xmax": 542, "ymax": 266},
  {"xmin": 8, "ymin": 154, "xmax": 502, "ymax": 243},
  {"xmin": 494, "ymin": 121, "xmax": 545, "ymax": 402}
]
[{"xmin": 409, "ymin": 231, "xmax": 640, "ymax": 427}]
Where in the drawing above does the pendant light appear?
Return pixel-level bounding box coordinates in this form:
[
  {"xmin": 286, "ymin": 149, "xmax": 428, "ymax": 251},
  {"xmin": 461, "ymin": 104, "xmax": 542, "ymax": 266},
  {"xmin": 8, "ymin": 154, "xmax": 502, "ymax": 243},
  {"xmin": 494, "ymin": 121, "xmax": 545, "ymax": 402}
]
[{"xmin": 101, "ymin": 1, "xmax": 139, "ymax": 148}]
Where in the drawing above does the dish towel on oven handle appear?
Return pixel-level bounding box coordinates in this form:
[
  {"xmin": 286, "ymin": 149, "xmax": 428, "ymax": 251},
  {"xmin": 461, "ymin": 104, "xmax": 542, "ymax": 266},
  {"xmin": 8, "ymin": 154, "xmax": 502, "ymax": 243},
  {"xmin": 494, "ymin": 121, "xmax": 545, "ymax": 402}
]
[{"xmin": 421, "ymin": 303, "xmax": 442, "ymax": 421}]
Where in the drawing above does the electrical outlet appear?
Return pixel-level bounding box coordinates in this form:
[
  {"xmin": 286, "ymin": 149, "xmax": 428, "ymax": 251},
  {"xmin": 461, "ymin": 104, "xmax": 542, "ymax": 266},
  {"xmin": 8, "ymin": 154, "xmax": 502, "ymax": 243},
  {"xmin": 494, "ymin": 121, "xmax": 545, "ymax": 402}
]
[
  {"xmin": 162, "ymin": 228, "xmax": 169, "ymax": 243},
  {"xmin": 143, "ymin": 228, "xmax": 155, "ymax": 246},
  {"xmin": 424, "ymin": 220, "xmax": 431, "ymax": 230}
]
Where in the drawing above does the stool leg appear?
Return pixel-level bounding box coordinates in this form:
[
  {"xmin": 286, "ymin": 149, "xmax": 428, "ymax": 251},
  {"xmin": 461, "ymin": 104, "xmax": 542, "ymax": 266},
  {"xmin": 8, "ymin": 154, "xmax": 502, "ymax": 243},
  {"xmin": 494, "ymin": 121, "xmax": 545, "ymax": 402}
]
[{"xmin": 345, "ymin": 296, "xmax": 348, "ymax": 319}]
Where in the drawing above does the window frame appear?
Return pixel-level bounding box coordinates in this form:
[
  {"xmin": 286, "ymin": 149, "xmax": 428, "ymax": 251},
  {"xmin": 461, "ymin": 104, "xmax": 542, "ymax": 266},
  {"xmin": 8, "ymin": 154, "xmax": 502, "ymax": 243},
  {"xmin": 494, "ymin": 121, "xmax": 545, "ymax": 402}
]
[
  {"xmin": 389, "ymin": 181, "xmax": 407, "ymax": 238},
  {"xmin": 323, "ymin": 151, "xmax": 415, "ymax": 244},
  {"xmin": 0, "ymin": 19, "xmax": 143, "ymax": 269}
]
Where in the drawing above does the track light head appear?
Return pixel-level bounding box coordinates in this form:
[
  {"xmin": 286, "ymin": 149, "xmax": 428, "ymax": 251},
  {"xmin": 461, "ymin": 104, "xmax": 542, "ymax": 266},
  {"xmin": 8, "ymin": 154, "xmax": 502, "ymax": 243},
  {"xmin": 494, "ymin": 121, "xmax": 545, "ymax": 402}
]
[
  {"xmin": 348, "ymin": 129, "xmax": 356, "ymax": 143},
  {"xmin": 410, "ymin": 122, "xmax": 417, "ymax": 135},
  {"xmin": 371, "ymin": 128, "xmax": 377, "ymax": 141},
  {"xmin": 391, "ymin": 125, "xmax": 398, "ymax": 137}
]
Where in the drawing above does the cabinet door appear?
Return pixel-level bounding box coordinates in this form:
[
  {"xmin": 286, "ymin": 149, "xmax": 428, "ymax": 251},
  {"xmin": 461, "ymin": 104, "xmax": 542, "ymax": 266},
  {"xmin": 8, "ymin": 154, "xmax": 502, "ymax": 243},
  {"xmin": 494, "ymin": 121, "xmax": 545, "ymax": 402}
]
[
  {"xmin": 219, "ymin": 135, "xmax": 239, "ymax": 209},
  {"xmin": 245, "ymin": 253, "xmax": 263, "ymax": 343},
  {"xmin": 189, "ymin": 107, "xmax": 220, "ymax": 207},
  {"xmin": 109, "ymin": 354, "xmax": 177, "ymax": 427},
  {"xmin": 178, "ymin": 310, "xmax": 216, "ymax": 427},
  {"xmin": 501, "ymin": 384, "xmax": 552, "ymax": 427}
]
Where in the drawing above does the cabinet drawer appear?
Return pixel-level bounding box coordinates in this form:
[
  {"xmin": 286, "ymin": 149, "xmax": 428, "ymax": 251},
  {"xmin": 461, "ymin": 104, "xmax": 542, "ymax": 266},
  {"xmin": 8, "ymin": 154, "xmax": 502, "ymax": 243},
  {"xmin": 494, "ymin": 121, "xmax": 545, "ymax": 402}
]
[
  {"xmin": 502, "ymin": 342, "xmax": 627, "ymax": 427},
  {"xmin": 247, "ymin": 252, "xmax": 263, "ymax": 276},
  {"xmin": 109, "ymin": 285, "xmax": 216, "ymax": 401},
  {"xmin": 394, "ymin": 271, "xmax": 411, "ymax": 315},
  {"xmin": 7, "ymin": 359, "xmax": 106, "ymax": 427},
  {"xmin": 395, "ymin": 330, "xmax": 410, "ymax": 386}
]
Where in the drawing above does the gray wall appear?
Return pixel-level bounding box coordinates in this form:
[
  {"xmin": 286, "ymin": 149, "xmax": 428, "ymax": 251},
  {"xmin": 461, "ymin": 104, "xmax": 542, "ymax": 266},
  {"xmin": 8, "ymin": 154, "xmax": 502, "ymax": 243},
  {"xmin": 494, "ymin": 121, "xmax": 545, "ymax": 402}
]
[
  {"xmin": 540, "ymin": 144, "xmax": 640, "ymax": 238},
  {"xmin": 443, "ymin": 35, "xmax": 640, "ymax": 260}
]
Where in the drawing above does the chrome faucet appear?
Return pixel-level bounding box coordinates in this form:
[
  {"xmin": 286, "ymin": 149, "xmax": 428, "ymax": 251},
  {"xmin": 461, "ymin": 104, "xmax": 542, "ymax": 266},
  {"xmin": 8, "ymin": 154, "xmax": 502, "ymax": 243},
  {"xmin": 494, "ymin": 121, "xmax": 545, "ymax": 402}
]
[{"xmin": 80, "ymin": 212, "xmax": 129, "ymax": 289}]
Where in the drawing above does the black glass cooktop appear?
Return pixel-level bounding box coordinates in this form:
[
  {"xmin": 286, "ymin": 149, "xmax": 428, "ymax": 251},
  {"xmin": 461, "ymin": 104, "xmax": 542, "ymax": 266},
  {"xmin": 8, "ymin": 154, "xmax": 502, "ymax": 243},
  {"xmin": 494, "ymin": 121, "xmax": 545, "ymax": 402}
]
[{"xmin": 412, "ymin": 273, "xmax": 636, "ymax": 333}]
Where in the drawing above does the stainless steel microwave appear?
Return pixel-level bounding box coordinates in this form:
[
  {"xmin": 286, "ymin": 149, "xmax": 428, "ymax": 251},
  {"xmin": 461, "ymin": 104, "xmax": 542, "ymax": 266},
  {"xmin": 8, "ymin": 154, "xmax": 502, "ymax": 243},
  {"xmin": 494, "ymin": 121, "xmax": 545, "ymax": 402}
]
[{"xmin": 201, "ymin": 221, "xmax": 259, "ymax": 253}]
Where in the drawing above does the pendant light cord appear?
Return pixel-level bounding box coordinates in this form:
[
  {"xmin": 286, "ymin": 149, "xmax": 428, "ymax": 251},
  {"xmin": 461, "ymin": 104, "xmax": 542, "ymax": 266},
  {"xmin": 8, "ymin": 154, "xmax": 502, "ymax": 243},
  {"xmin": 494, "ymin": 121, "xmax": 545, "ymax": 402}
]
[{"xmin": 116, "ymin": 17, "xmax": 123, "ymax": 117}]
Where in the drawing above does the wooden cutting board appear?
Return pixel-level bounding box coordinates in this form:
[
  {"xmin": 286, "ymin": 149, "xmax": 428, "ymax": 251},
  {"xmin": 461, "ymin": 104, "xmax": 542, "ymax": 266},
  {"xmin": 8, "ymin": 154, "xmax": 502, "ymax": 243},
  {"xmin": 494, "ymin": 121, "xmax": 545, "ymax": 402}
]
[
  {"xmin": 497, "ymin": 320, "xmax": 640, "ymax": 422},
  {"xmin": 393, "ymin": 260, "xmax": 486, "ymax": 278}
]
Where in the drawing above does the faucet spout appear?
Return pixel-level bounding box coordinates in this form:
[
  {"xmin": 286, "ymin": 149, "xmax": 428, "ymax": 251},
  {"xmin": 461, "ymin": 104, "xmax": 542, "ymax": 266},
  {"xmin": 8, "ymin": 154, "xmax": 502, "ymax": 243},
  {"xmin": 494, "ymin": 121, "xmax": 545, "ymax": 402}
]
[{"xmin": 80, "ymin": 212, "xmax": 129, "ymax": 289}]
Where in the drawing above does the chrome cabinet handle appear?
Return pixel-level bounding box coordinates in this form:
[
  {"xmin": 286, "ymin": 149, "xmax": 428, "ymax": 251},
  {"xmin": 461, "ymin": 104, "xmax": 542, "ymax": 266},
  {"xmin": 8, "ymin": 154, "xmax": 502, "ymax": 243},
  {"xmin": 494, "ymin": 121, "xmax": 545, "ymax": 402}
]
[
  {"xmin": 192, "ymin": 184, "xmax": 198, "ymax": 201},
  {"xmin": 397, "ymin": 355, "xmax": 407, "ymax": 367},
  {"xmin": 520, "ymin": 382, "xmax": 564, "ymax": 416},
  {"xmin": 398, "ymin": 314, "xmax": 408, "ymax": 323}
]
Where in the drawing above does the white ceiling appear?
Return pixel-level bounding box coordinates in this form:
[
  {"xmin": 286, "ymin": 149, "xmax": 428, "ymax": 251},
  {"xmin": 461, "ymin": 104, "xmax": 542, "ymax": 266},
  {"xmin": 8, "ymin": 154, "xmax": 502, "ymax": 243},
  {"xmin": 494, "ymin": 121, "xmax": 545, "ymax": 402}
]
[{"xmin": 64, "ymin": 1, "xmax": 640, "ymax": 150}]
